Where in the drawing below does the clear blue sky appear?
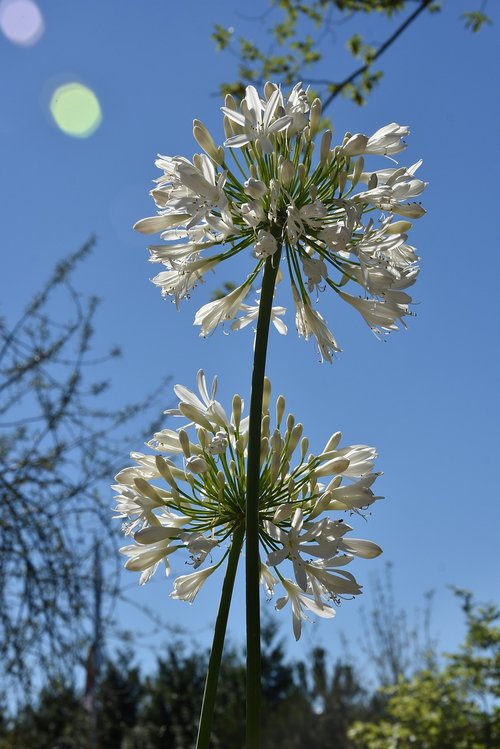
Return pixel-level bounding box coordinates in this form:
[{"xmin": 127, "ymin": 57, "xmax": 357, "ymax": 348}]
[{"xmin": 2, "ymin": 0, "xmax": 499, "ymax": 676}]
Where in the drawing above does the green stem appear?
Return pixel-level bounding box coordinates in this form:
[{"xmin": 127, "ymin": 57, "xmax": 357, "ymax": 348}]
[
  {"xmin": 196, "ymin": 525, "xmax": 245, "ymax": 749},
  {"xmin": 245, "ymin": 245, "xmax": 283, "ymax": 748}
]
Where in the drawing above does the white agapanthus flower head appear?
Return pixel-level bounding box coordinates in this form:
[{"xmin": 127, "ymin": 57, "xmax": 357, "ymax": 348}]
[
  {"xmin": 114, "ymin": 371, "xmax": 383, "ymax": 637},
  {"xmin": 135, "ymin": 82, "xmax": 426, "ymax": 361}
]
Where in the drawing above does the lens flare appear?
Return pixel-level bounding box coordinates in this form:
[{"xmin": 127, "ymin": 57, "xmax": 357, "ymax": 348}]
[
  {"xmin": 50, "ymin": 83, "xmax": 102, "ymax": 139},
  {"xmin": 0, "ymin": 0, "xmax": 44, "ymax": 46}
]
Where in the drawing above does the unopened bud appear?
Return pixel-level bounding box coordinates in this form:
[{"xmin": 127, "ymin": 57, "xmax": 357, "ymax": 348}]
[
  {"xmin": 178, "ymin": 429, "xmax": 190, "ymax": 458},
  {"xmin": 320, "ymin": 130, "xmax": 332, "ymax": 166},
  {"xmin": 223, "ymin": 115, "xmax": 234, "ymax": 139},
  {"xmin": 197, "ymin": 427, "xmax": 208, "ymax": 449},
  {"xmin": 351, "ymin": 156, "xmax": 364, "ymax": 188},
  {"xmin": 309, "ymin": 98, "xmax": 322, "ymax": 138},
  {"xmin": 224, "ymin": 93, "xmax": 237, "ymax": 111},
  {"xmin": 287, "ymin": 423, "xmax": 303, "ymax": 457},
  {"xmin": 260, "ymin": 437, "xmax": 269, "ymax": 467},
  {"xmin": 186, "ymin": 455, "xmax": 209, "ymax": 475},
  {"xmin": 323, "ymin": 431, "xmax": 342, "ymax": 453},
  {"xmin": 280, "ymin": 159, "xmax": 295, "ymax": 187},
  {"xmin": 263, "ymin": 377, "xmax": 271, "ymax": 415},
  {"xmin": 261, "ymin": 413, "xmax": 270, "ymax": 440},
  {"xmin": 264, "ymin": 80, "xmax": 278, "ymax": 100},
  {"xmin": 193, "ymin": 119, "xmax": 223, "ymax": 164},
  {"xmin": 276, "ymin": 395, "xmax": 286, "ymax": 427},
  {"xmin": 386, "ymin": 220, "xmax": 412, "ymax": 235},
  {"xmin": 244, "ymin": 178, "xmax": 267, "ymax": 198},
  {"xmin": 297, "ymin": 163, "xmax": 306, "ymax": 184},
  {"xmin": 155, "ymin": 456, "xmax": 178, "ymax": 491},
  {"xmin": 232, "ymin": 394, "xmax": 242, "ymax": 430}
]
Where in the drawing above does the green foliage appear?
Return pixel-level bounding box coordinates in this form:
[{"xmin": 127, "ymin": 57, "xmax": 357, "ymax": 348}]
[
  {"xmin": 213, "ymin": 1, "xmax": 492, "ymax": 111},
  {"xmin": 462, "ymin": 11, "xmax": 493, "ymax": 33},
  {"xmin": 349, "ymin": 591, "xmax": 500, "ymax": 749}
]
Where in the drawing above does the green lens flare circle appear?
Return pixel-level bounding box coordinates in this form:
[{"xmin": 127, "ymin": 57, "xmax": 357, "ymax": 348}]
[{"xmin": 50, "ymin": 83, "xmax": 102, "ymax": 138}]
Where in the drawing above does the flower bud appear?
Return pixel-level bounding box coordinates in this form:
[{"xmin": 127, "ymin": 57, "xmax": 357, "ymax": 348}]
[
  {"xmin": 276, "ymin": 395, "xmax": 285, "ymax": 427},
  {"xmin": 386, "ymin": 220, "xmax": 412, "ymax": 235},
  {"xmin": 322, "ymin": 431, "xmax": 342, "ymax": 453},
  {"xmin": 264, "ymin": 80, "xmax": 278, "ymax": 100},
  {"xmin": 287, "ymin": 423, "xmax": 303, "ymax": 458},
  {"xmin": 309, "ymin": 98, "xmax": 322, "ymax": 138},
  {"xmin": 155, "ymin": 456, "xmax": 179, "ymax": 493},
  {"xmin": 263, "ymin": 377, "xmax": 271, "ymax": 415},
  {"xmin": 280, "ymin": 159, "xmax": 295, "ymax": 187},
  {"xmin": 232, "ymin": 394, "xmax": 242, "ymax": 430},
  {"xmin": 197, "ymin": 427, "xmax": 208, "ymax": 449},
  {"xmin": 320, "ymin": 130, "xmax": 332, "ymax": 166},
  {"xmin": 261, "ymin": 413, "xmax": 270, "ymax": 440},
  {"xmin": 186, "ymin": 455, "xmax": 209, "ymax": 474},
  {"xmin": 244, "ymin": 178, "xmax": 267, "ymax": 198},
  {"xmin": 193, "ymin": 119, "xmax": 223, "ymax": 164},
  {"xmin": 178, "ymin": 429, "xmax": 191, "ymax": 458},
  {"xmin": 260, "ymin": 437, "xmax": 269, "ymax": 468},
  {"xmin": 351, "ymin": 156, "xmax": 364, "ymax": 188},
  {"xmin": 393, "ymin": 203, "xmax": 426, "ymax": 219}
]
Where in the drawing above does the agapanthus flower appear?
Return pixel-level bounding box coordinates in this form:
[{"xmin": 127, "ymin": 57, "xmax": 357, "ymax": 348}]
[
  {"xmin": 135, "ymin": 82, "xmax": 426, "ymax": 360},
  {"xmin": 114, "ymin": 371, "xmax": 382, "ymax": 637}
]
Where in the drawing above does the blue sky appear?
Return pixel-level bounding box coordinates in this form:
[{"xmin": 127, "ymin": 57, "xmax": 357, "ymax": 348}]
[{"xmin": 2, "ymin": 0, "xmax": 499, "ymax": 676}]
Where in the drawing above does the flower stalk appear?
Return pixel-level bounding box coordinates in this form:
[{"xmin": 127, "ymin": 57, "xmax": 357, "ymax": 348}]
[
  {"xmin": 196, "ymin": 524, "xmax": 244, "ymax": 749},
  {"xmin": 245, "ymin": 244, "xmax": 282, "ymax": 747}
]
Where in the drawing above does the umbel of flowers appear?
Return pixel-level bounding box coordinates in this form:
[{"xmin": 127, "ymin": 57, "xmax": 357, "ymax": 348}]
[
  {"xmin": 115, "ymin": 372, "xmax": 382, "ymax": 640},
  {"xmin": 135, "ymin": 82, "xmax": 426, "ymax": 361},
  {"xmin": 126, "ymin": 81, "xmax": 426, "ymax": 749}
]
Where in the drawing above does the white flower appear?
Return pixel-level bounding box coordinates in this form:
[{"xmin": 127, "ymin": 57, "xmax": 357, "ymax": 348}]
[
  {"xmin": 337, "ymin": 290, "xmax": 410, "ymax": 334},
  {"xmin": 284, "ymin": 82, "xmax": 310, "ymax": 135},
  {"xmin": 222, "ymin": 85, "xmax": 293, "ymax": 154},
  {"xmin": 171, "ymin": 564, "xmax": 218, "ymax": 602},
  {"xmin": 254, "ymin": 229, "xmax": 278, "ymax": 259},
  {"xmin": 115, "ymin": 375, "xmax": 383, "ymax": 636},
  {"xmin": 231, "ymin": 291, "xmax": 288, "ymax": 335},
  {"xmin": 194, "ymin": 283, "xmax": 253, "ymax": 337},
  {"xmin": 275, "ymin": 579, "xmax": 335, "ymax": 641},
  {"xmin": 135, "ymin": 83, "xmax": 426, "ymax": 357},
  {"xmin": 301, "ymin": 255, "xmax": 328, "ymax": 293},
  {"xmin": 341, "ymin": 123, "xmax": 409, "ymax": 157},
  {"xmin": 293, "ymin": 289, "xmax": 340, "ymax": 363}
]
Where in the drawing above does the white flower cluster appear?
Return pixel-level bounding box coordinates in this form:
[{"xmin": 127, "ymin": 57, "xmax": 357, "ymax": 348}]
[
  {"xmin": 114, "ymin": 372, "xmax": 382, "ymax": 639},
  {"xmin": 135, "ymin": 82, "xmax": 426, "ymax": 361}
]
